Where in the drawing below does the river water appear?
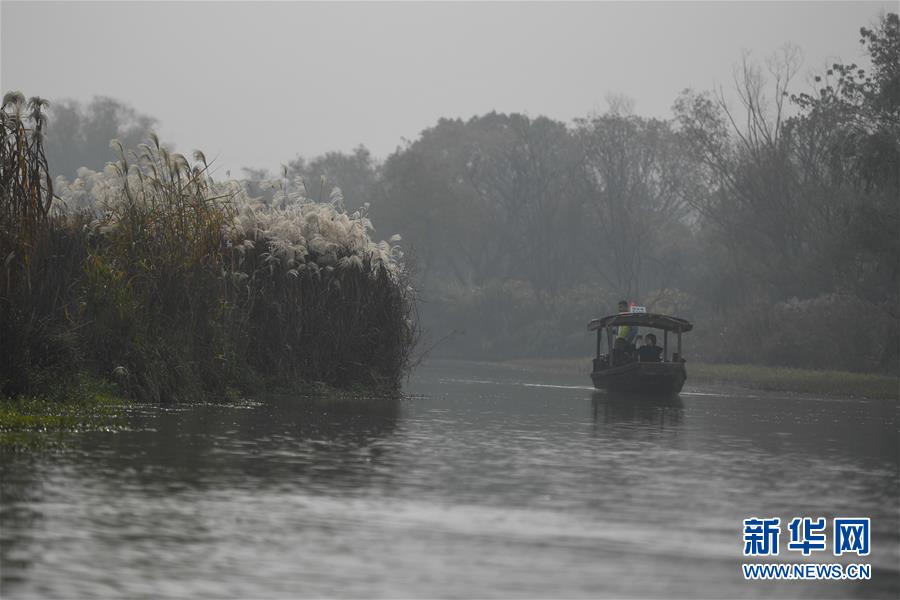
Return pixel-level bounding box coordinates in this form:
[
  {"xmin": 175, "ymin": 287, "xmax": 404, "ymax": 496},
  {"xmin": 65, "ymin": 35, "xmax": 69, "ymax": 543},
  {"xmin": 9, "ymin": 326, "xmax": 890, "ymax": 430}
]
[{"xmin": 1, "ymin": 360, "xmax": 898, "ymax": 598}]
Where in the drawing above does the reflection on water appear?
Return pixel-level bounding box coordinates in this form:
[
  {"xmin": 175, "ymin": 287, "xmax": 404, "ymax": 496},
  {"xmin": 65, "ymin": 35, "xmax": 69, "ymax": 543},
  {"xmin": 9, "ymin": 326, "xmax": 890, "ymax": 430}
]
[
  {"xmin": 93, "ymin": 394, "xmax": 401, "ymax": 493},
  {"xmin": 592, "ymin": 391, "xmax": 684, "ymax": 430},
  {"xmin": 1, "ymin": 360, "xmax": 898, "ymax": 599}
]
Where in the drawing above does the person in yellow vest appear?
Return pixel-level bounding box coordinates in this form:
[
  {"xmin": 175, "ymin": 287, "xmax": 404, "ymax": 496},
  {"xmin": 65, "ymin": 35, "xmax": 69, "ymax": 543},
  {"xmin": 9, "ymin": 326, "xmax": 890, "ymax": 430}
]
[
  {"xmin": 614, "ymin": 299, "xmax": 638, "ymax": 347},
  {"xmin": 612, "ymin": 300, "xmax": 639, "ymax": 365}
]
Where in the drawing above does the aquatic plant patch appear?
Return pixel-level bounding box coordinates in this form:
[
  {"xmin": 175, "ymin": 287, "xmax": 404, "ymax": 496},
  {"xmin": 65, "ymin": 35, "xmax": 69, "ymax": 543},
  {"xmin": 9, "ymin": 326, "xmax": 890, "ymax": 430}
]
[{"xmin": 0, "ymin": 377, "xmax": 128, "ymax": 450}]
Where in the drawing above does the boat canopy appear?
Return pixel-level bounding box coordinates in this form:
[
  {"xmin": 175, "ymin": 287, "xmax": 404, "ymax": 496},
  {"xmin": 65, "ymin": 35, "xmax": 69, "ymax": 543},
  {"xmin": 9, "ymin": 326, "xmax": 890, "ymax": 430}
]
[{"xmin": 587, "ymin": 313, "xmax": 693, "ymax": 333}]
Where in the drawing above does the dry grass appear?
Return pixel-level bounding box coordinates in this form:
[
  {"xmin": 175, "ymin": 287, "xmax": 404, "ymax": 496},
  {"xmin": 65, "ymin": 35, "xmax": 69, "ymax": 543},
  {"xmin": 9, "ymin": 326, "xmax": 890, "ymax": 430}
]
[{"xmin": 688, "ymin": 362, "xmax": 898, "ymax": 399}]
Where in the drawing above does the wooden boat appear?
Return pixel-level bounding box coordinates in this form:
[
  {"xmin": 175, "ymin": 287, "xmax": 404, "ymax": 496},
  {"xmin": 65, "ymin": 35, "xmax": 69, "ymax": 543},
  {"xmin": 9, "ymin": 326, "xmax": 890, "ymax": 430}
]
[{"xmin": 587, "ymin": 312, "xmax": 693, "ymax": 394}]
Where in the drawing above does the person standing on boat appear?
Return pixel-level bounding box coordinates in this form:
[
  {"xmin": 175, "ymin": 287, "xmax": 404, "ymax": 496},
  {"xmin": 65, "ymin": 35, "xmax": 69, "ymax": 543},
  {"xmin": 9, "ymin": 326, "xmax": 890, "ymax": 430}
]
[{"xmin": 614, "ymin": 299, "xmax": 638, "ymax": 347}]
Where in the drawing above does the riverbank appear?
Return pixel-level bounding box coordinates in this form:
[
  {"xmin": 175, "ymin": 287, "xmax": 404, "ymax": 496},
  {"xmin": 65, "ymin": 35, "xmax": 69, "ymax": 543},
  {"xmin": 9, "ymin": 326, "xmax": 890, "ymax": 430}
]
[{"xmin": 500, "ymin": 358, "xmax": 899, "ymax": 400}]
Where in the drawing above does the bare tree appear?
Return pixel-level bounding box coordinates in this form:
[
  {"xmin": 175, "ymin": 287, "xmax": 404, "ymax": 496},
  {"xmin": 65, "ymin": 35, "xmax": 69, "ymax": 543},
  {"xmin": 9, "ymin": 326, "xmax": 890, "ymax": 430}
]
[{"xmin": 576, "ymin": 113, "xmax": 689, "ymax": 300}]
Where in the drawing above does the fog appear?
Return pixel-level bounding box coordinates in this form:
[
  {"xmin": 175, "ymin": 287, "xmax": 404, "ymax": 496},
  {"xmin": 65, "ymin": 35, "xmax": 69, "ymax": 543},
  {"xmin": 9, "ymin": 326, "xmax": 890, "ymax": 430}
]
[{"xmin": 2, "ymin": 1, "xmax": 892, "ymax": 175}]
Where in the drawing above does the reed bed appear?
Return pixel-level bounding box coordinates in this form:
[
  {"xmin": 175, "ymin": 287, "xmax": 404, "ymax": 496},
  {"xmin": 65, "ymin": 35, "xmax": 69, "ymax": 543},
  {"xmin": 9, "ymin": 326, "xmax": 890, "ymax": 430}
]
[{"xmin": 1, "ymin": 93, "xmax": 416, "ymax": 403}]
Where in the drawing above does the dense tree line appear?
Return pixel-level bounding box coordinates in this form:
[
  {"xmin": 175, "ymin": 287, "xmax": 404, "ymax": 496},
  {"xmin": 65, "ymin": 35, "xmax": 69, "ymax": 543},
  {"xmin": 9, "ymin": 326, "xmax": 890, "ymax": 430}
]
[
  {"xmin": 371, "ymin": 14, "xmax": 898, "ymax": 370},
  {"xmin": 39, "ymin": 14, "xmax": 898, "ymax": 371},
  {"xmin": 44, "ymin": 97, "xmax": 157, "ymax": 180}
]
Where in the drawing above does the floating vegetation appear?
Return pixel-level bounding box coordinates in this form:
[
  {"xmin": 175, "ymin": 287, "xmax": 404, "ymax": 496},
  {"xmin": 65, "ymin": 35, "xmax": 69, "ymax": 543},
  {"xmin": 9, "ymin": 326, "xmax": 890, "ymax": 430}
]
[{"xmin": 0, "ymin": 376, "xmax": 128, "ymax": 450}]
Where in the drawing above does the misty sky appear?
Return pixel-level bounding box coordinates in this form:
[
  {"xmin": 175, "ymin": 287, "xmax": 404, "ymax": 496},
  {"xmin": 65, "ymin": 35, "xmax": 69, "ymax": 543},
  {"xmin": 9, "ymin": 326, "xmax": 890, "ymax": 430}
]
[{"xmin": 1, "ymin": 1, "xmax": 894, "ymax": 177}]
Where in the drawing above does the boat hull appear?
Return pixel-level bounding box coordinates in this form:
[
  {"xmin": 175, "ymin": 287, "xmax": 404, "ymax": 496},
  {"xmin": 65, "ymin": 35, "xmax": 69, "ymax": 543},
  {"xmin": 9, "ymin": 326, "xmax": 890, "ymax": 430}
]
[{"xmin": 591, "ymin": 361, "xmax": 686, "ymax": 394}]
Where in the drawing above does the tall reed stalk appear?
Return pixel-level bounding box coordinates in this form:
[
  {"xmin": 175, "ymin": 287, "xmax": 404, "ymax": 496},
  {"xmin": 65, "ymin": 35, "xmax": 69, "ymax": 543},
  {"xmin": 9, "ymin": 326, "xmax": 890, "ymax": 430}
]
[{"xmin": 0, "ymin": 92, "xmax": 85, "ymax": 397}]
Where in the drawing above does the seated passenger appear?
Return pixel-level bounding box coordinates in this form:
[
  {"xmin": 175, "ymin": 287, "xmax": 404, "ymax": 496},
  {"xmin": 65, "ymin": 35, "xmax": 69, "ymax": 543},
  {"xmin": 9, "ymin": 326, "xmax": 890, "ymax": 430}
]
[{"xmin": 637, "ymin": 333, "xmax": 663, "ymax": 362}]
